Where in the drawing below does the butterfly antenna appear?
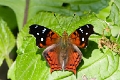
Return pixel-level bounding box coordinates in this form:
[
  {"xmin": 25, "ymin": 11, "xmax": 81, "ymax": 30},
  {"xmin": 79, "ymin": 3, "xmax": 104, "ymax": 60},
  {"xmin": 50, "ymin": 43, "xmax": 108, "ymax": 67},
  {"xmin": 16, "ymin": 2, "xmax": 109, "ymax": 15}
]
[
  {"xmin": 66, "ymin": 13, "xmax": 76, "ymax": 30},
  {"xmin": 54, "ymin": 13, "xmax": 62, "ymax": 28}
]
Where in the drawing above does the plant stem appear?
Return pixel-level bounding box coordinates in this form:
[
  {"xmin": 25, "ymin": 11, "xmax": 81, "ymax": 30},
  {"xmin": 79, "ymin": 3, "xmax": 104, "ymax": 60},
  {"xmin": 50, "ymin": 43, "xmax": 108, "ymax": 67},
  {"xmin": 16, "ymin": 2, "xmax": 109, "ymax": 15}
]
[
  {"xmin": 5, "ymin": 54, "xmax": 13, "ymax": 68},
  {"xmin": 23, "ymin": 0, "xmax": 30, "ymax": 27}
]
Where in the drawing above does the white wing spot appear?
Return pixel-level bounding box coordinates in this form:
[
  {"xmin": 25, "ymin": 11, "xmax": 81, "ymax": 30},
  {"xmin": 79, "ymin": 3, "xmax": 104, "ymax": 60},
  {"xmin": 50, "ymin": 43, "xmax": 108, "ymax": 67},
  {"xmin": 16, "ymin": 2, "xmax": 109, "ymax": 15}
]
[
  {"xmin": 86, "ymin": 33, "xmax": 88, "ymax": 35},
  {"xmin": 79, "ymin": 28, "xmax": 83, "ymax": 33},
  {"xmin": 35, "ymin": 25, "xmax": 38, "ymax": 28},
  {"xmin": 37, "ymin": 33, "xmax": 39, "ymax": 35},
  {"xmin": 86, "ymin": 25, "xmax": 89, "ymax": 28},
  {"xmin": 41, "ymin": 38, "xmax": 44, "ymax": 41},
  {"xmin": 85, "ymin": 46, "xmax": 87, "ymax": 48},
  {"xmin": 42, "ymin": 28, "xmax": 47, "ymax": 33},
  {"xmin": 79, "ymin": 28, "xmax": 82, "ymax": 31},
  {"xmin": 82, "ymin": 37, "xmax": 84, "ymax": 41}
]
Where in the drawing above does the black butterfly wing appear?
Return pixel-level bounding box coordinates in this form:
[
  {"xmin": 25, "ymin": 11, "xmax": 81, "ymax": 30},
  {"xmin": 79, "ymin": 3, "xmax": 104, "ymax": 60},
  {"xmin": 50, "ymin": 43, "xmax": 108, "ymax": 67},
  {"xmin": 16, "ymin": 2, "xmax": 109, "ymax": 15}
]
[
  {"xmin": 69, "ymin": 24, "xmax": 94, "ymax": 48},
  {"xmin": 29, "ymin": 24, "xmax": 60, "ymax": 48}
]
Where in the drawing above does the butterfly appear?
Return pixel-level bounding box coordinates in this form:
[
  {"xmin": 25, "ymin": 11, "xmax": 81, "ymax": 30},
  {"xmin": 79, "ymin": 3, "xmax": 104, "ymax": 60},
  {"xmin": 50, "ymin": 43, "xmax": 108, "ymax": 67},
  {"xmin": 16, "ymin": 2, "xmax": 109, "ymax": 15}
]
[{"xmin": 29, "ymin": 24, "xmax": 94, "ymax": 74}]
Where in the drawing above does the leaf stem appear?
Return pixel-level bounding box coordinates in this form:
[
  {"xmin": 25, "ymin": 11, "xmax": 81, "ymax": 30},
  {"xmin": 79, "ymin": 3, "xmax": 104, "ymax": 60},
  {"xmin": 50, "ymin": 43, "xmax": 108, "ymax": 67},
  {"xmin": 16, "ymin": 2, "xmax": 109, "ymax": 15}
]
[
  {"xmin": 23, "ymin": 0, "xmax": 30, "ymax": 27},
  {"xmin": 5, "ymin": 54, "xmax": 13, "ymax": 68}
]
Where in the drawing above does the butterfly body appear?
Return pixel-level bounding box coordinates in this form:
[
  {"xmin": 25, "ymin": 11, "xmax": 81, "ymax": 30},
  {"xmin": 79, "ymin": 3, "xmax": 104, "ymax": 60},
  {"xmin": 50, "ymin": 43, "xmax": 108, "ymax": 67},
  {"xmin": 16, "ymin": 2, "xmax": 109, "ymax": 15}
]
[{"xmin": 29, "ymin": 24, "xmax": 94, "ymax": 74}]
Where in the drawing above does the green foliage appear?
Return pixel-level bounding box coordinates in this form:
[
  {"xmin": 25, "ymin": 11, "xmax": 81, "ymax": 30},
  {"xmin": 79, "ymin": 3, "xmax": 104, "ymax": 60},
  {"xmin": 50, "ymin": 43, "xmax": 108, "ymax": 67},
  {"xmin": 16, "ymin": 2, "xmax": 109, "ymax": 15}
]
[
  {"xmin": 16, "ymin": 37, "xmax": 48, "ymax": 80},
  {"xmin": 0, "ymin": 0, "xmax": 25, "ymax": 30},
  {"xmin": 0, "ymin": 6, "xmax": 17, "ymax": 31},
  {"xmin": 8, "ymin": 61, "xmax": 16, "ymax": 80},
  {"xmin": 0, "ymin": 0, "xmax": 120, "ymax": 80},
  {"xmin": 0, "ymin": 18, "xmax": 15, "ymax": 66},
  {"xmin": 0, "ymin": 0, "xmax": 109, "ymax": 31},
  {"xmin": 107, "ymin": 0, "xmax": 120, "ymax": 26}
]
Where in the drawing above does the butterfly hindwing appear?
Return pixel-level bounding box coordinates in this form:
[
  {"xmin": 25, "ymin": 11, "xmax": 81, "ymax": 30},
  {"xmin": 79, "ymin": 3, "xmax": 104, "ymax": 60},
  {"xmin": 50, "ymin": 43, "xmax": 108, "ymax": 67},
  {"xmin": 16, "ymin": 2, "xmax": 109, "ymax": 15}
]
[
  {"xmin": 65, "ymin": 44, "xmax": 82, "ymax": 74},
  {"xmin": 42, "ymin": 42, "xmax": 82, "ymax": 74},
  {"xmin": 29, "ymin": 24, "xmax": 60, "ymax": 48},
  {"xmin": 42, "ymin": 44, "xmax": 62, "ymax": 73},
  {"xmin": 69, "ymin": 24, "xmax": 94, "ymax": 48}
]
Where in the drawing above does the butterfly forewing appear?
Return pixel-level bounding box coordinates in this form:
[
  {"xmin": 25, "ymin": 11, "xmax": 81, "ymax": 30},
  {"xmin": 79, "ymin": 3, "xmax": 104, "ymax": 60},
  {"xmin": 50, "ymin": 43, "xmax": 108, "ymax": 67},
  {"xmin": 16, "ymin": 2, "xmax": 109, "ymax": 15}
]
[
  {"xmin": 69, "ymin": 24, "xmax": 94, "ymax": 48},
  {"xmin": 29, "ymin": 24, "xmax": 60, "ymax": 48}
]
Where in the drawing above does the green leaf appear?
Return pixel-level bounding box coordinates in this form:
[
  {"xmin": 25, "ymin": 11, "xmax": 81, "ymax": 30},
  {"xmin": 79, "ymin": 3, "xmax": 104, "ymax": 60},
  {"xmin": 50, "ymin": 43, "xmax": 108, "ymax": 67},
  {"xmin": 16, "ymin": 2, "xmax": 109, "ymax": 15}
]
[
  {"xmin": 0, "ymin": 0, "xmax": 25, "ymax": 30},
  {"xmin": 0, "ymin": 0, "xmax": 110, "ymax": 31},
  {"xmin": 0, "ymin": 6, "xmax": 17, "ymax": 31},
  {"xmin": 106, "ymin": 1, "xmax": 120, "ymax": 37},
  {"xmin": 110, "ymin": 25, "xmax": 120, "ymax": 37},
  {"xmin": 8, "ymin": 61, "xmax": 16, "ymax": 80},
  {"xmin": 96, "ymin": 3, "xmax": 111, "ymax": 20},
  {"xmin": 16, "ymin": 37, "xmax": 49, "ymax": 80},
  {"xmin": 0, "ymin": 18, "xmax": 15, "ymax": 66},
  {"xmin": 107, "ymin": 1, "xmax": 120, "ymax": 26},
  {"xmin": 114, "ymin": 0, "xmax": 120, "ymax": 10},
  {"xmin": 29, "ymin": 0, "xmax": 110, "ymax": 16},
  {"xmin": 15, "ymin": 12, "xmax": 120, "ymax": 79}
]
